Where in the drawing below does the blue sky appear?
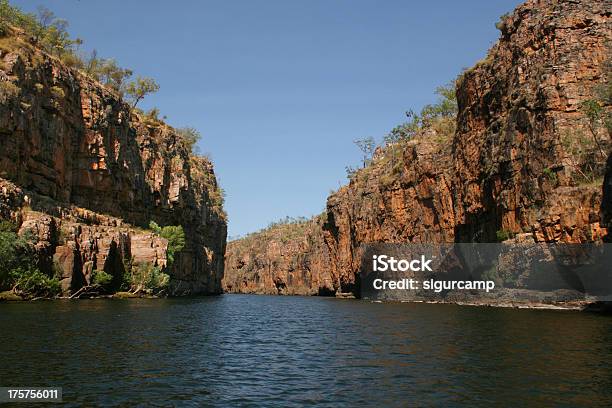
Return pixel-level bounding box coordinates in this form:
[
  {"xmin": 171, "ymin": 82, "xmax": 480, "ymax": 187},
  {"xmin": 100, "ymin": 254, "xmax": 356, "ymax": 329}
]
[{"xmin": 14, "ymin": 0, "xmax": 521, "ymax": 237}]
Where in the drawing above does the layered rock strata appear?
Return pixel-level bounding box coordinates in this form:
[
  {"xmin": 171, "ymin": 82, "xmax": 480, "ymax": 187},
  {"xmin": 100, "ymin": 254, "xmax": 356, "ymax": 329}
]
[
  {"xmin": 0, "ymin": 28, "xmax": 226, "ymax": 295},
  {"xmin": 223, "ymin": 217, "xmax": 334, "ymax": 295}
]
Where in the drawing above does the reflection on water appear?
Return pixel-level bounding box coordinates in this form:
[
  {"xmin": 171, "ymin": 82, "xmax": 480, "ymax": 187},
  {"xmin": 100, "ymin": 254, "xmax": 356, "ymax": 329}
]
[{"xmin": 1, "ymin": 295, "xmax": 611, "ymax": 407}]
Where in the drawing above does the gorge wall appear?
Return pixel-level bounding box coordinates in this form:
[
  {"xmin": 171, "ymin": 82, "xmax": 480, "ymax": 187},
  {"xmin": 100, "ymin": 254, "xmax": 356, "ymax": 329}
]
[
  {"xmin": 0, "ymin": 27, "xmax": 227, "ymax": 295},
  {"xmin": 223, "ymin": 216, "xmax": 335, "ymax": 295},
  {"xmin": 223, "ymin": 0, "xmax": 611, "ymax": 301}
]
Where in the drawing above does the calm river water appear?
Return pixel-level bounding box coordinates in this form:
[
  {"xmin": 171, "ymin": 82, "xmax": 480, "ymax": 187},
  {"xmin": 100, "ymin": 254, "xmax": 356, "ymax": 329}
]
[{"xmin": 1, "ymin": 295, "xmax": 611, "ymax": 407}]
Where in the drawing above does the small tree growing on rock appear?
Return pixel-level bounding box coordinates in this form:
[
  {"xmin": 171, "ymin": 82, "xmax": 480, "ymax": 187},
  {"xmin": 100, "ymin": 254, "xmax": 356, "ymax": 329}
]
[
  {"xmin": 98, "ymin": 59, "xmax": 133, "ymax": 94},
  {"xmin": 177, "ymin": 127, "xmax": 202, "ymax": 153},
  {"xmin": 354, "ymin": 136, "xmax": 376, "ymax": 168},
  {"xmin": 148, "ymin": 221, "xmax": 186, "ymax": 266},
  {"xmin": 126, "ymin": 76, "xmax": 159, "ymax": 109}
]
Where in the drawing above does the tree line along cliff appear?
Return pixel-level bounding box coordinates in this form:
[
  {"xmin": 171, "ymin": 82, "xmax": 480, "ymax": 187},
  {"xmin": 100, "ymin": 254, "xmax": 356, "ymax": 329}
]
[
  {"xmin": 223, "ymin": 0, "xmax": 611, "ymax": 300},
  {"xmin": 0, "ymin": 14, "xmax": 227, "ymax": 298}
]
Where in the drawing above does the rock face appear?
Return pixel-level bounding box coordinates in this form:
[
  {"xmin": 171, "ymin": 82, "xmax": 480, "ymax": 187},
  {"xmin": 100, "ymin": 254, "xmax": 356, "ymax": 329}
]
[
  {"xmin": 224, "ymin": 0, "xmax": 611, "ymax": 299},
  {"xmin": 223, "ymin": 217, "xmax": 334, "ymax": 295},
  {"xmin": 324, "ymin": 136, "xmax": 457, "ymax": 294},
  {"xmin": 0, "ymin": 28, "xmax": 226, "ymax": 295},
  {"xmin": 452, "ymin": 0, "xmax": 610, "ymax": 244},
  {"xmin": 603, "ymin": 153, "xmax": 612, "ymax": 240},
  {"xmin": 323, "ymin": 0, "xmax": 611, "ymax": 294},
  {"xmin": 325, "ymin": 1, "xmax": 612, "ymax": 290}
]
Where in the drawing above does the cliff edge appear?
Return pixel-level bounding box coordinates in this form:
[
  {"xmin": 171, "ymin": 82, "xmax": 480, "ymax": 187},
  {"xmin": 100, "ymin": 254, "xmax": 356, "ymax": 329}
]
[{"xmin": 0, "ymin": 26, "xmax": 227, "ymax": 296}]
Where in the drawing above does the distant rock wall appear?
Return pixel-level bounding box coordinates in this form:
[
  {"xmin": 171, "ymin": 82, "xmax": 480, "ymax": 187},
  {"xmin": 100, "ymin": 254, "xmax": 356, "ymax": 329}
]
[
  {"xmin": 223, "ymin": 217, "xmax": 334, "ymax": 295},
  {"xmin": 0, "ymin": 29, "xmax": 226, "ymax": 295}
]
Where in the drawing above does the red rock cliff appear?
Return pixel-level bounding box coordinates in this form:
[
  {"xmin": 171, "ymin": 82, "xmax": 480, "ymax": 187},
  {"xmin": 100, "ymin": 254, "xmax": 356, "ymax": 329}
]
[
  {"xmin": 0, "ymin": 28, "xmax": 227, "ymax": 295},
  {"xmin": 324, "ymin": 0, "xmax": 611, "ymax": 293},
  {"xmin": 223, "ymin": 216, "xmax": 334, "ymax": 295}
]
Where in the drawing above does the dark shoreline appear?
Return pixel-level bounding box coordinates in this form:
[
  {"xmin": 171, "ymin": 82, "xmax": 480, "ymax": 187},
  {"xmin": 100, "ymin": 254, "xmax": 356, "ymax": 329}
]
[{"xmin": 4, "ymin": 289, "xmax": 611, "ymax": 314}]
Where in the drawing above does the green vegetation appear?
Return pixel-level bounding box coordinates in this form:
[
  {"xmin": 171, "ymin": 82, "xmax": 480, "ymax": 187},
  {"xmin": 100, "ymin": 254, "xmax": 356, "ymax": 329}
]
[
  {"xmin": 161, "ymin": 226, "xmax": 186, "ymax": 265},
  {"xmin": 0, "ymin": 1, "xmax": 158, "ymax": 106},
  {"xmin": 383, "ymin": 82, "xmax": 457, "ymax": 146},
  {"xmin": 0, "ymin": 220, "xmax": 61, "ymax": 299},
  {"xmin": 177, "ymin": 127, "xmax": 202, "ymax": 153},
  {"xmin": 355, "ymin": 136, "xmax": 376, "ymax": 167},
  {"xmin": 564, "ymin": 55, "xmax": 610, "ymax": 185},
  {"xmin": 580, "ymin": 99, "xmax": 608, "ymax": 157},
  {"xmin": 495, "ymin": 12, "xmax": 511, "ymax": 32},
  {"xmin": 117, "ymin": 259, "xmax": 169, "ymax": 296},
  {"xmin": 542, "ymin": 167, "xmax": 558, "ymax": 185},
  {"xmin": 148, "ymin": 221, "xmax": 186, "ymax": 266},
  {"xmin": 129, "ymin": 262, "xmax": 170, "ymax": 293},
  {"xmin": 230, "ymin": 215, "xmax": 321, "ymax": 248},
  {"xmin": 12, "ymin": 269, "xmax": 60, "ymax": 298},
  {"xmin": 208, "ymin": 184, "xmax": 226, "ymax": 215},
  {"xmin": 125, "ymin": 76, "xmax": 159, "ymax": 109},
  {"xmin": 91, "ymin": 269, "xmax": 112, "ymax": 289},
  {"xmin": 140, "ymin": 106, "xmax": 164, "ymax": 126},
  {"xmin": 0, "ymin": 79, "xmax": 19, "ymax": 103},
  {"xmin": 561, "ymin": 129, "xmax": 603, "ymax": 184},
  {"xmin": 190, "ymin": 156, "xmax": 226, "ymax": 220},
  {"xmin": 85, "ymin": 53, "xmax": 133, "ymax": 93},
  {"xmin": 345, "ymin": 136, "xmax": 376, "ymax": 179},
  {"xmin": 495, "ymin": 229, "xmax": 516, "ymax": 242},
  {"xmin": 344, "ymin": 81, "xmax": 458, "ymax": 183},
  {"xmin": 0, "ymin": 217, "xmax": 176, "ymax": 299},
  {"xmin": 562, "ymin": 54, "xmax": 611, "ymax": 185},
  {"xmin": 580, "ymin": 55, "xmax": 611, "ymax": 138},
  {"xmin": 0, "ymin": 2, "xmax": 81, "ymax": 60},
  {"xmin": 49, "ymin": 85, "xmax": 64, "ymax": 99},
  {"xmin": 267, "ymin": 216, "xmax": 309, "ymax": 229}
]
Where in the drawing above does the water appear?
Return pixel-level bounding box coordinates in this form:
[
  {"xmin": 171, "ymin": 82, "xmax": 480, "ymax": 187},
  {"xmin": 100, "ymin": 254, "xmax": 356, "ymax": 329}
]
[{"xmin": 1, "ymin": 295, "xmax": 611, "ymax": 407}]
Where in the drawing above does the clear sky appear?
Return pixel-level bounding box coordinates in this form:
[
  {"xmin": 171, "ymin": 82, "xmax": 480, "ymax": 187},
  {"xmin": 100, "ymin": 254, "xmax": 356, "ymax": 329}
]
[{"xmin": 14, "ymin": 0, "xmax": 522, "ymax": 238}]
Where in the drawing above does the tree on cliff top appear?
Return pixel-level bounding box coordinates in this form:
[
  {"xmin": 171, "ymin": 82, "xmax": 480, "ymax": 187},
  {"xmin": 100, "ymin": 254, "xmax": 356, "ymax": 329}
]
[
  {"xmin": 384, "ymin": 81, "xmax": 457, "ymax": 145},
  {"xmin": 0, "ymin": 2, "xmax": 81, "ymax": 60},
  {"xmin": 97, "ymin": 58, "xmax": 133, "ymax": 94},
  {"xmin": 177, "ymin": 127, "xmax": 202, "ymax": 153},
  {"xmin": 0, "ymin": 2, "xmax": 160, "ymax": 109},
  {"xmin": 344, "ymin": 81, "xmax": 458, "ymax": 182},
  {"xmin": 35, "ymin": 6, "xmax": 81, "ymax": 57},
  {"xmin": 126, "ymin": 76, "xmax": 160, "ymax": 109},
  {"xmin": 354, "ymin": 136, "xmax": 376, "ymax": 168}
]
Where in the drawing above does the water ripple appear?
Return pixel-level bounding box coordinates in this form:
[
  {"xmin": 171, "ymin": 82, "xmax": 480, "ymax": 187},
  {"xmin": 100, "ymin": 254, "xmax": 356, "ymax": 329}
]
[{"xmin": 1, "ymin": 295, "xmax": 611, "ymax": 407}]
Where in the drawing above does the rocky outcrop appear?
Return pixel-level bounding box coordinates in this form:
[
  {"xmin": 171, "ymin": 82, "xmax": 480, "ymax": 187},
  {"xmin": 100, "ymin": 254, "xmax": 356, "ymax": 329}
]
[
  {"xmin": 324, "ymin": 135, "xmax": 457, "ymax": 294},
  {"xmin": 0, "ymin": 28, "xmax": 226, "ymax": 295},
  {"xmin": 603, "ymin": 153, "xmax": 612, "ymax": 240},
  {"xmin": 452, "ymin": 0, "xmax": 610, "ymax": 243},
  {"xmin": 223, "ymin": 217, "xmax": 334, "ymax": 295},
  {"xmin": 224, "ymin": 0, "xmax": 611, "ymax": 301},
  {"xmin": 322, "ymin": 0, "xmax": 611, "ymax": 294}
]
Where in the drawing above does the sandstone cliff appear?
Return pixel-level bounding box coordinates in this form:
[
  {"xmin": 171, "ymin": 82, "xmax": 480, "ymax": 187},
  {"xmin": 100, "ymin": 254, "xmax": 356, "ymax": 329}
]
[
  {"xmin": 223, "ymin": 216, "xmax": 334, "ymax": 295},
  {"xmin": 0, "ymin": 27, "xmax": 226, "ymax": 295},
  {"xmin": 224, "ymin": 0, "xmax": 611, "ymax": 300}
]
